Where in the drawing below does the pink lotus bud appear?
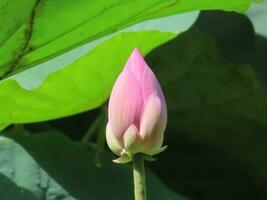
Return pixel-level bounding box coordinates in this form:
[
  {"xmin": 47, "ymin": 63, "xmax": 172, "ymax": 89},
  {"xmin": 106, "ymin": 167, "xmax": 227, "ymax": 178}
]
[{"xmin": 106, "ymin": 48, "xmax": 167, "ymax": 163}]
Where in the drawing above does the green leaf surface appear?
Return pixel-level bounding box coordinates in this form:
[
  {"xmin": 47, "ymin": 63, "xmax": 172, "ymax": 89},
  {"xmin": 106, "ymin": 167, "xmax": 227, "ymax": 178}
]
[
  {"xmin": 0, "ymin": 130, "xmax": 188, "ymax": 200},
  {"xmin": 0, "ymin": 0, "xmax": 261, "ymax": 78},
  {"xmin": 0, "ymin": 31, "xmax": 176, "ymax": 129}
]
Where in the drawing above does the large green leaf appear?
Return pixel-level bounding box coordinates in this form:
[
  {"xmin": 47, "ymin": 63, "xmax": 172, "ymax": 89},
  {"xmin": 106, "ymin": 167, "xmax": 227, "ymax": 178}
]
[
  {"xmin": 0, "ymin": 10, "xmax": 199, "ymax": 129},
  {"xmin": 0, "ymin": 31, "xmax": 176, "ymax": 128},
  {"xmin": 0, "ymin": 0, "xmax": 261, "ymax": 78},
  {"xmin": 0, "ymin": 130, "xmax": 188, "ymax": 200},
  {"xmin": 0, "ymin": 0, "xmax": 261, "ymax": 128},
  {"xmin": 6, "ymin": 11, "xmax": 199, "ymax": 90}
]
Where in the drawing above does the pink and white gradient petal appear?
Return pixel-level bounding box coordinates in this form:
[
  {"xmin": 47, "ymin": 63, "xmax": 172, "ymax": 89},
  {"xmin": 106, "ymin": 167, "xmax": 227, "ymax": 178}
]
[{"xmin": 108, "ymin": 68, "xmax": 143, "ymax": 138}]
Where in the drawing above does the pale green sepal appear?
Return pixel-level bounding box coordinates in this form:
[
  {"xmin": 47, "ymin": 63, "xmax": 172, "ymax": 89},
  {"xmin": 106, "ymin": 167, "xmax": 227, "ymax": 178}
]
[
  {"xmin": 113, "ymin": 148, "xmax": 134, "ymax": 164},
  {"xmin": 145, "ymin": 145, "xmax": 168, "ymax": 156},
  {"xmin": 113, "ymin": 154, "xmax": 132, "ymax": 164},
  {"xmin": 142, "ymin": 154, "xmax": 156, "ymax": 162}
]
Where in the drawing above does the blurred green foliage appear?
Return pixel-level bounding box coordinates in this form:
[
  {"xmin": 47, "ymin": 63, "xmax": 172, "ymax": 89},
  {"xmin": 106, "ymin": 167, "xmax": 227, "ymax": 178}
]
[{"xmin": 146, "ymin": 10, "xmax": 267, "ymax": 200}]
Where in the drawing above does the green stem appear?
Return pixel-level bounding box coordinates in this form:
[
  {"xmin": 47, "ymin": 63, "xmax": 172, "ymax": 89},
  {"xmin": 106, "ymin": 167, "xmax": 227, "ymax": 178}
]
[
  {"xmin": 94, "ymin": 105, "xmax": 107, "ymax": 167},
  {"xmin": 94, "ymin": 123, "xmax": 105, "ymax": 167},
  {"xmin": 81, "ymin": 113, "xmax": 102, "ymax": 143},
  {"xmin": 133, "ymin": 154, "xmax": 147, "ymax": 200}
]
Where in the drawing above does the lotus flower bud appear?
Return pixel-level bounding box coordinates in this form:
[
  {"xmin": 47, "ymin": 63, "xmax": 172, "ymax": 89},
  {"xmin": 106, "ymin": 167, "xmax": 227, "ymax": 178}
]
[{"xmin": 106, "ymin": 48, "xmax": 167, "ymax": 163}]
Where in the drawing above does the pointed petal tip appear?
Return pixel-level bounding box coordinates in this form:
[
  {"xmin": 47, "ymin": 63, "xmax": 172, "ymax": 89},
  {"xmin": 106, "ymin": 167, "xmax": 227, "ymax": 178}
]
[
  {"xmin": 129, "ymin": 47, "xmax": 144, "ymax": 62},
  {"xmin": 124, "ymin": 47, "xmax": 147, "ymax": 82},
  {"xmin": 133, "ymin": 47, "xmax": 141, "ymax": 54}
]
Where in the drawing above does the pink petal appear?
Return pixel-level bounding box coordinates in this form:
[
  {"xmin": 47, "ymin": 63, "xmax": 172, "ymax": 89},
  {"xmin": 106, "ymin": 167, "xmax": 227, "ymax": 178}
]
[
  {"xmin": 139, "ymin": 93, "xmax": 167, "ymax": 149},
  {"xmin": 141, "ymin": 64, "xmax": 165, "ymax": 103},
  {"xmin": 124, "ymin": 48, "xmax": 146, "ymax": 83},
  {"xmin": 108, "ymin": 67, "xmax": 143, "ymax": 138}
]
